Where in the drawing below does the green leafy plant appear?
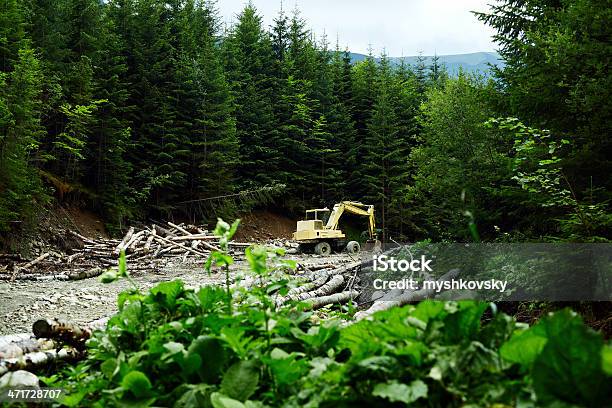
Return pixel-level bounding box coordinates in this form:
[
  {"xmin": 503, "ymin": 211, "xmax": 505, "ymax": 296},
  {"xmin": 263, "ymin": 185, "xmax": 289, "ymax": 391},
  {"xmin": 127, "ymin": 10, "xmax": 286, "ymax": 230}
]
[
  {"xmin": 205, "ymin": 218, "xmax": 241, "ymax": 313},
  {"xmin": 49, "ymin": 221, "xmax": 610, "ymax": 407}
]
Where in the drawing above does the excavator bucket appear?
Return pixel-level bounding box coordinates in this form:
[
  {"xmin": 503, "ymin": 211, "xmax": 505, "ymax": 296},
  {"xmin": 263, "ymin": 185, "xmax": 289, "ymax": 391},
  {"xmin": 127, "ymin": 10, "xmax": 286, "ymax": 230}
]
[{"xmin": 363, "ymin": 239, "xmax": 382, "ymax": 253}]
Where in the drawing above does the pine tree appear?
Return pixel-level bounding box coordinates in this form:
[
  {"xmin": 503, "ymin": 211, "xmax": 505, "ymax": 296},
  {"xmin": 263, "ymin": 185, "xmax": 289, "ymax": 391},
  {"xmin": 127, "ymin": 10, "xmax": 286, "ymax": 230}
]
[
  {"xmin": 475, "ymin": 0, "xmax": 612, "ymax": 196},
  {"xmin": 0, "ymin": 0, "xmax": 27, "ymax": 72},
  {"xmin": 275, "ymin": 74, "xmax": 316, "ymax": 206},
  {"xmin": 324, "ymin": 44, "xmax": 357, "ymax": 201}
]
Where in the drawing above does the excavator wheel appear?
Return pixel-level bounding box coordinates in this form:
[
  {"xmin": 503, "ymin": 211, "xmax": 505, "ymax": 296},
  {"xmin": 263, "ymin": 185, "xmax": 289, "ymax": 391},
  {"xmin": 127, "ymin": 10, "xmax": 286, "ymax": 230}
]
[
  {"xmin": 314, "ymin": 241, "xmax": 332, "ymax": 256},
  {"xmin": 345, "ymin": 241, "xmax": 360, "ymax": 254}
]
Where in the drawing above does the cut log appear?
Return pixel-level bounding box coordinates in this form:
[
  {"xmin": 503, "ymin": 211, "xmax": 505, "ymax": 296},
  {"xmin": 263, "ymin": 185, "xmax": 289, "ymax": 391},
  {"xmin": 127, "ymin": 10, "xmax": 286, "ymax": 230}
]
[
  {"xmin": 352, "ymin": 269, "xmax": 461, "ymax": 321},
  {"xmin": 281, "ymin": 274, "xmax": 345, "ymax": 304},
  {"xmin": 0, "ymin": 338, "xmax": 56, "ymax": 359},
  {"xmin": 152, "ymin": 235, "xmax": 211, "ymax": 257},
  {"xmin": 301, "ymin": 261, "xmax": 361, "ymax": 281},
  {"xmin": 126, "ymin": 230, "xmax": 146, "ymax": 252},
  {"xmin": 0, "ymin": 347, "xmax": 82, "ymax": 376},
  {"xmin": 32, "ymin": 319, "xmax": 92, "ymax": 350},
  {"xmin": 144, "ymin": 227, "xmax": 156, "ymax": 251},
  {"xmin": 66, "ymin": 267, "xmax": 104, "ymax": 281},
  {"xmin": 114, "ymin": 227, "xmax": 134, "ymax": 255},
  {"xmin": 19, "ymin": 253, "xmax": 50, "ymax": 271},
  {"xmin": 287, "ymin": 275, "xmax": 329, "ymax": 296},
  {"xmin": 275, "ymin": 275, "xmax": 329, "ymax": 305},
  {"xmin": 0, "ymin": 334, "xmax": 32, "ymax": 350},
  {"xmin": 152, "ymin": 224, "xmax": 176, "ymax": 237},
  {"xmin": 170, "ymin": 234, "xmax": 218, "ymax": 241},
  {"xmin": 304, "ymin": 290, "xmax": 359, "ymax": 310},
  {"xmin": 167, "ymin": 222, "xmax": 192, "ymax": 236},
  {"xmin": 67, "ymin": 230, "xmax": 96, "ymax": 244}
]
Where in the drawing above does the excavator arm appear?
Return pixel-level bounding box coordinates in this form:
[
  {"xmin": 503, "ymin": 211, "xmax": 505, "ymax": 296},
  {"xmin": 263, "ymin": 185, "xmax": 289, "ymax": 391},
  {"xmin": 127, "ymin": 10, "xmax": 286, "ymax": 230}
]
[{"xmin": 325, "ymin": 201, "xmax": 376, "ymax": 240}]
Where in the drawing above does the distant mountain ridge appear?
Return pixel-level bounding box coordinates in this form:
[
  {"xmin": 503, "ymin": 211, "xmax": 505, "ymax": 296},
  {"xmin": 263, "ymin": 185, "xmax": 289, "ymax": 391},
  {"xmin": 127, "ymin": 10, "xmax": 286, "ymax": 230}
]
[{"xmin": 348, "ymin": 51, "xmax": 504, "ymax": 75}]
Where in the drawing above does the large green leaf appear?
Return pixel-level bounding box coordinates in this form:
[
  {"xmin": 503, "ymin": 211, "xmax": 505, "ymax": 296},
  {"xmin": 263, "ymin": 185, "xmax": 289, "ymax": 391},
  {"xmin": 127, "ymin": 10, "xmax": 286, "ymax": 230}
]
[
  {"xmin": 442, "ymin": 301, "xmax": 488, "ymax": 343},
  {"xmin": 150, "ymin": 280, "xmax": 184, "ymax": 310},
  {"xmin": 530, "ymin": 310, "xmax": 608, "ymax": 406},
  {"xmin": 262, "ymin": 348, "xmax": 308, "ymax": 387},
  {"xmin": 210, "ymin": 392, "xmax": 245, "ymax": 408},
  {"xmin": 174, "ymin": 384, "xmax": 212, "ymax": 408},
  {"xmin": 188, "ymin": 336, "xmax": 229, "ymax": 383},
  {"xmin": 220, "ymin": 360, "xmax": 260, "ymax": 401},
  {"xmin": 121, "ymin": 371, "xmax": 153, "ymax": 399},
  {"xmin": 500, "ymin": 326, "xmax": 548, "ymax": 366},
  {"xmin": 602, "ymin": 344, "xmax": 612, "ymax": 376}
]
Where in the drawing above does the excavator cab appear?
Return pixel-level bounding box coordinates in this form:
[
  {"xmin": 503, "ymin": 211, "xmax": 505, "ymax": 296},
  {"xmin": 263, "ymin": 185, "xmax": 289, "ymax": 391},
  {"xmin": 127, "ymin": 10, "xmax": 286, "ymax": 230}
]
[{"xmin": 293, "ymin": 201, "xmax": 380, "ymax": 255}]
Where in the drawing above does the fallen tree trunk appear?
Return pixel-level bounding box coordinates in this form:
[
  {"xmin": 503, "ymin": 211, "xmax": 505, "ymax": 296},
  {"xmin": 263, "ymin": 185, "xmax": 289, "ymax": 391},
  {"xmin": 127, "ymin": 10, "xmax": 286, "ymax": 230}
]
[
  {"xmin": 281, "ymin": 274, "xmax": 345, "ymax": 305},
  {"xmin": 300, "ymin": 261, "xmax": 361, "ymax": 281},
  {"xmin": 114, "ymin": 227, "xmax": 134, "ymax": 255},
  {"xmin": 152, "ymin": 235, "xmax": 210, "ymax": 257},
  {"xmin": 0, "ymin": 267, "xmax": 104, "ymax": 281},
  {"xmin": 0, "ymin": 338, "xmax": 56, "ymax": 359},
  {"xmin": 17, "ymin": 252, "xmax": 50, "ymax": 271},
  {"xmin": 66, "ymin": 267, "xmax": 104, "ymax": 281},
  {"xmin": 353, "ymin": 269, "xmax": 460, "ymax": 321},
  {"xmin": 144, "ymin": 227, "xmax": 156, "ymax": 252},
  {"xmin": 304, "ymin": 290, "xmax": 360, "ymax": 310},
  {"xmin": 32, "ymin": 319, "xmax": 93, "ymax": 350},
  {"xmin": 0, "ymin": 334, "xmax": 32, "ymax": 350},
  {"xmin": 286, "ymin": 275, "xmax": 329, "ymax": 296},
  {"xmin": 0, "ymin": 347, "xmax": 82, "ymax": 376}
]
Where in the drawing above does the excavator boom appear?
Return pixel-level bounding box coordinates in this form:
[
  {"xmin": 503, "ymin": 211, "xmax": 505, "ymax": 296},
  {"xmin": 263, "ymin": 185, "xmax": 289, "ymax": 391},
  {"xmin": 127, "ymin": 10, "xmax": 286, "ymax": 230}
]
[{"xmin": 325, "ymin": 201, "xmax": 376, "ymax": 240}]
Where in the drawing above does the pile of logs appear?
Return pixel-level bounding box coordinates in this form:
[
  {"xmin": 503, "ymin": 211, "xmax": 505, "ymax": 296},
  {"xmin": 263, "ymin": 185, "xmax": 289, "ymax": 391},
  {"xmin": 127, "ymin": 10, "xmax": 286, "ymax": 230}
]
[
  {"xmin": 0, "ymin": 222, "xmax": 252, "ymax": 281},
  {"xmin": 0, "ymin": 317, "xmax": 107, "ymax": 376},
  {"xmin": 275, "ymin": 260, "xmax": 362, "ymax": 309}
]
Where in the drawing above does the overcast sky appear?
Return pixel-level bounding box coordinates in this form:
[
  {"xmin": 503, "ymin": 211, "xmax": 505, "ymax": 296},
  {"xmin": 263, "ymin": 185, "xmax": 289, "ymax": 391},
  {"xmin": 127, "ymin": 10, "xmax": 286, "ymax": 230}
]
[{"xmin": 216, "ymin": 0, "xmax": 498, "ymax": 56}]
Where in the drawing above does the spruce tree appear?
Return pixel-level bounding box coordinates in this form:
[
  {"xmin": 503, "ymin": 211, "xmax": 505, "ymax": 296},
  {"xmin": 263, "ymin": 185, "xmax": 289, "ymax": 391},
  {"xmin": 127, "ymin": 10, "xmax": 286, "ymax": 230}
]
[
  {"xmin": 85, "ymin": 0, "xmax": 133, "ymax": 223},
  {"xmin": 181, "ymin": 2, "xmax": 239, "ymax": 199},
  {"xmin": 0, "ymin": 46, "xmax": 45, "ymax": 230},
  {"xmin": 223, "ymin": 3, "xmax": 279, "ymax": 189},
  {"xmin": 362, "ymin": 55, "xmax": 410, "ymax": 242},
  {"xmin": 349, "ymin": 48, "xmax": 378, "ymax": 197},
  {"xmin": 414, "ymin": 51, "xmax": 428, "ymax": 94}
]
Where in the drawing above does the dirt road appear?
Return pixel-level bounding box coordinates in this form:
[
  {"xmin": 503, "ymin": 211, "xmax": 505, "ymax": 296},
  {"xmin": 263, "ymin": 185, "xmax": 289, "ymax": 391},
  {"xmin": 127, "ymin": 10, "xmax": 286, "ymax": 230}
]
[{"xmin": 0, "ymin": 253, "xmax": 354, "ymax": 335}]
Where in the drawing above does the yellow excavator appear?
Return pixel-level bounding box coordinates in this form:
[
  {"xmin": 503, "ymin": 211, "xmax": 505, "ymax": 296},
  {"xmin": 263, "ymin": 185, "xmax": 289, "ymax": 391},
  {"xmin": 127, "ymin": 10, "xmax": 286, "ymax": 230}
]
[{"xmin": 293, "ymin": 201, "xmax": 378, "ymax": 255}]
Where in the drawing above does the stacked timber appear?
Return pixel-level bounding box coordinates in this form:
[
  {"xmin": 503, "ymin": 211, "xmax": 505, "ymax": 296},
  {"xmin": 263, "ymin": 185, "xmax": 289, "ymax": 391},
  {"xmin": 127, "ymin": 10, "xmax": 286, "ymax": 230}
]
[{"xmin": 0, "ymin": 222, "xmax": 252, "ymax": 281}]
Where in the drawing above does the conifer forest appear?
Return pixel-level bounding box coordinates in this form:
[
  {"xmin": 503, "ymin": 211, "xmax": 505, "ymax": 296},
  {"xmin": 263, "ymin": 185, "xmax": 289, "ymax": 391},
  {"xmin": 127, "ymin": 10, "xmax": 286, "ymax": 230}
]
[
  {"xmin": 0, "ymin": 1, "xmax": 610, "ymax": 406},
  {"xmin": 0, "ymin": 0, "xmax": 607, "ymax": 242}
]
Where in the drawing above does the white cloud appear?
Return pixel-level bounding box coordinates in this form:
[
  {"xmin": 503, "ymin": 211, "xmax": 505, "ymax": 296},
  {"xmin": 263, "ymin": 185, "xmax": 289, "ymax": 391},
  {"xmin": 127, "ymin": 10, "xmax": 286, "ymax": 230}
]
[{"xmin": 215, "ymin": 0, "xmax": 498, "ymax": 56}]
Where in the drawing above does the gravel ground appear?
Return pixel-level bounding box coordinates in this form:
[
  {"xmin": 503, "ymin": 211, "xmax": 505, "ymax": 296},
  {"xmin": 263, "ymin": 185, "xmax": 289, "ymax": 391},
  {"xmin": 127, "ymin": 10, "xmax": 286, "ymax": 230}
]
[{"xmin": 0, "ymin": 253, "xmax": 354, "ymax": 335}]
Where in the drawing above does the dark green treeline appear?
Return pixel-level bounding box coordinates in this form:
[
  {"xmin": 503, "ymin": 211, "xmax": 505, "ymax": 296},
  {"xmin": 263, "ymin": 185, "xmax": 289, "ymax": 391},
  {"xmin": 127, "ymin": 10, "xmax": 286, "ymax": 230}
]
[{"xmin": 0, "ymin": 0, "xmax": 609, "ymax": 242}]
